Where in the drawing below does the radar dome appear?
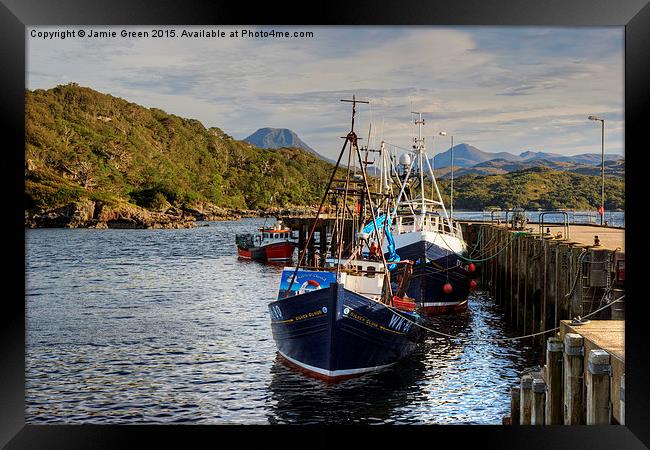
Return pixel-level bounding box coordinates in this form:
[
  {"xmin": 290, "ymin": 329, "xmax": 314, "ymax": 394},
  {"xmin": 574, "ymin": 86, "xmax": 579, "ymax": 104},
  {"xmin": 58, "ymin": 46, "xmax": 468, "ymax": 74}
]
[{"xmin": 399, "ymin": 153, "xmax": 411, "ymax": 166}]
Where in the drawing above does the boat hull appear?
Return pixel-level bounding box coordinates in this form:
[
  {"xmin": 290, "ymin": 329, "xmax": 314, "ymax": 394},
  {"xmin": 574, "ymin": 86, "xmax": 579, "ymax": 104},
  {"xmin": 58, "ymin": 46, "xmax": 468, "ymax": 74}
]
[
  {"xmin": 237, "ymin": 241, "xmax": 296, "ymax": 261},
  {"xmin": 269, "ymin": 281, "xmax": 425, "ymax": 382},
  {"xmin": 391, "ymin": 233, "xmax": 475, "ymax": 315}
]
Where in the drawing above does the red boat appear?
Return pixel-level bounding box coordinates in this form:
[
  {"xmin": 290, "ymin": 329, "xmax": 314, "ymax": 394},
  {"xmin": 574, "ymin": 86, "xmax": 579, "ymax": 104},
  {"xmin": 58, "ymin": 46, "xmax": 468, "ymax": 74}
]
[{"xmin": 236, "ymin": 221, "xmax": 297, "ymax": 262}]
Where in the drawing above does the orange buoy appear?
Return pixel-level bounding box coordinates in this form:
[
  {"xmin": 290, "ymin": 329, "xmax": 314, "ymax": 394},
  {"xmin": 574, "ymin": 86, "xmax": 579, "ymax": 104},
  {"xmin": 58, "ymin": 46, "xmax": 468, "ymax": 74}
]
[
  {"xmin": 468, "ymin": 263, "xmax": 476, "ymax": 273},
  {"xmin": 469, "ymin": 280, "xmax": 478, "ymax": 291},
  {"xmin": 443, "ymin": 283, "xmax": 453, "ymax": 294}
]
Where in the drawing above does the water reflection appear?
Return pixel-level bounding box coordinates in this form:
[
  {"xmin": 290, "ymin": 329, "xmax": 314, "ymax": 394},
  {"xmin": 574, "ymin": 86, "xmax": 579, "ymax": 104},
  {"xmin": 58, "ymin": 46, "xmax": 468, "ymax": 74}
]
[{"xmin": 267, "ymin": 352, "xmax": 428, "ymax": 424}]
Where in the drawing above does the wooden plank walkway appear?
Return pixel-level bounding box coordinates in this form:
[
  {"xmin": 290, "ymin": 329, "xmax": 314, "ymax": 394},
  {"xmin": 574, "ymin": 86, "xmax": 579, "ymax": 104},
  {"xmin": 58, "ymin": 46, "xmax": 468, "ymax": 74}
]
[
  {"xmin": 480, "ymin": 222, "xmax": 625, "ymax": 251},
  {"xmin": 560, "ymin": 319, "xmax": 625, "ymax": 423}
]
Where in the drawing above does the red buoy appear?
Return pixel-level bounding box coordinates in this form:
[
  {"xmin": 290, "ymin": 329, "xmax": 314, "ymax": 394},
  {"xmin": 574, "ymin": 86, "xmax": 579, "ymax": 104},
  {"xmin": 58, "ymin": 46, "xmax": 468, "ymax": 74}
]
[
  {"xmin": 469, "ymin": 280, "xmax": 478, "ymax": 291},
  {"xmin": 443, "ymin": 283, "xmax": 453, "ymax": 294},
  {"xmin": 468, "ymin": 263, "xmax": 476, "ymax": 273}
]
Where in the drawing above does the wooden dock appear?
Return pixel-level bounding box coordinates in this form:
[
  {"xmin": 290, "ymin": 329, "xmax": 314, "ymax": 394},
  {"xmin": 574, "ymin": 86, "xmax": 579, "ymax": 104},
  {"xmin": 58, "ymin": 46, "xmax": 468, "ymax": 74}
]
[
  {"xmin": 462, "ymin": 221, "xmax": 626, "ymax": 426},
  {"xmin": 461, "ymin": 222, "xmax": 625, "ymax": 345},
  {"xmin": 560, "ymin": 320, "xmax": 625, "ymax": 424},
  {"xmin": 506, "ymin": 320, "xmax": 624, "ymax": 425}
]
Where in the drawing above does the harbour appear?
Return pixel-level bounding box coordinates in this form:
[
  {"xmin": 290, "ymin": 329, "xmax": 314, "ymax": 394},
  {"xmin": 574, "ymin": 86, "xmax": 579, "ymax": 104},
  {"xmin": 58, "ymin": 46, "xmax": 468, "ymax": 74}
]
[
  {"xmin": 25, "ymin": 210, "xmax": 625, "ymax": 424},
  {"xmin": 269, "ymin": 208, "xmax": 626, "ymax": 424},
  {"xmin": 24, "ymin": 95, "xmax": 626, "ymax": 423},
  {"xmin": 25, "ymin": 220, "xmax": 542, "ymax": 424},
  {"xmin": 20, "ymin": 25, "xmax": 630, "ymax": 432}
]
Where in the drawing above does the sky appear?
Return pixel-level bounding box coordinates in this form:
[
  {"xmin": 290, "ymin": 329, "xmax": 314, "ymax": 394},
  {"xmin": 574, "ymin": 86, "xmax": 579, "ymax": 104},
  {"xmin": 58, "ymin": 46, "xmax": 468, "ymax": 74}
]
[{"xmin": 26, "ymin": 26, "xmax": 624, "ymax": 160}]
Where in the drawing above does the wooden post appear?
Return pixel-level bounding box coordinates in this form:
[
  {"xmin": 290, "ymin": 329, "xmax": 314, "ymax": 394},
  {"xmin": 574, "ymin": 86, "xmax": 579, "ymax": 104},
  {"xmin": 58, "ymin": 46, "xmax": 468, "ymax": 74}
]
[
  {"xmin": 540, "ymin": 242, "xmax": 547, "ymax": 335},
  {"xmin": 531, "ymin": 378, "xmax": 546, "ymax": 425},
  {"xmin": 586, "ymin": 349, "xmax": 611, "ymax": 425},
  {"xmin": 511, "ymin": 387, "xmax": 521, "ymax": 425},
  {"xmin": 520, "ymin": 374, "xmax": 533, "ymax": 425},
  {"xmin": 509, "ymin": 233, "xmax": 515, "ymax": 324},
  {"xmin": 545, "ymin": 336, "xmax": 564, "ymax": 424},
  {"xmin": 298, "ymin": 223, "xmax": 306, "ymax": 256},
  {"xmin": 620, "ymin": 374, "xmax": 625, "ymax": 426},
  {"xmin": 319, "ymin": 222, "xmax": 327, "ymax": 265},
  {"xmin": 570, "ymin": 246, "xmax": 586, "ymax": 318},
  {"xmin": 564, "ymin": 332, "xmax": 585, "ymax": 424}
]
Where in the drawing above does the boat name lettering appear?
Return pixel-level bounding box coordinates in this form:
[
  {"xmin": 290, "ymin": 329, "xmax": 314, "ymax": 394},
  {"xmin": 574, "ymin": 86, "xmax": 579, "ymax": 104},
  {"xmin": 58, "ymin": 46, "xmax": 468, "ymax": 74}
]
[
  {"xmin": 270, "ymin": 305, "xmax": 283, "ymax": 321},
  {"xmin": 293, "ymin": 309, "xmax": 326, "ymax": 321},
  {"xmin": 347, "ymin": 311, "xmax": 380, "ymax": 329},
  {"xmin": 388, "ymin": 314, "xmax": 413, "ymax": 333}
]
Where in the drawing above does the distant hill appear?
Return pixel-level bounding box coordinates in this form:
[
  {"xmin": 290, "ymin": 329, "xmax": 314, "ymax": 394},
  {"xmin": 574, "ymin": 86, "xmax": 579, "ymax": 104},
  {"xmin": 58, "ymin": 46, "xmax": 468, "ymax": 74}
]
[
  {"xmin": 435, "ymin": 166, "xmax": 624, "ymax": 211},
  {"xmin": 244, "ymin": 128, "xmax": 335, "ymax": 164},
  {"xmin": 432, "ymin": 144, "xmax": 623, "ymax": 170},
  {"xmin": 25, "ymin": 84, "xmax": 338, "ymax": 227},
  {"xmin": 435, "ymin": 157, "xmax": 625, "ymax": 179},
  {"xmin": 432, "ymin": 143, "xmax": 518, "ymax": 168}
]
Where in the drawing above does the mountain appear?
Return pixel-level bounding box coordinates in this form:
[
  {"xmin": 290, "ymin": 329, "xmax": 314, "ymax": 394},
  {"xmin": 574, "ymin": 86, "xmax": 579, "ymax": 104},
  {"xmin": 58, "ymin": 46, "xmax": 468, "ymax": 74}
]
[
  {"xmin": 431, "ymin": 144, "xmax": 623, "ymax": 169},
  {"xmin": 244, "ymin": 128, "xmax": 335, "ymax": 164},
  {"xmin": 518, "ymin": 151, "xmax": 622, "ymax": 165},
  {"xmin": 25, "ymin": 84, "xmax": 338, "ymax": 227},
  {"xmin": 431, "ymin": 143, "xmax": 519, "ymax": 169}
]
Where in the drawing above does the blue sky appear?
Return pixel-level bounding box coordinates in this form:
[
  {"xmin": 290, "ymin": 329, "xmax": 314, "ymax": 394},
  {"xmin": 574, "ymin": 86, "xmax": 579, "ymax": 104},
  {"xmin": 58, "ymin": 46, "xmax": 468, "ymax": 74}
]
[{"xmin": 27, "ymin": 26, "xmax": 624, "ymax": 160}]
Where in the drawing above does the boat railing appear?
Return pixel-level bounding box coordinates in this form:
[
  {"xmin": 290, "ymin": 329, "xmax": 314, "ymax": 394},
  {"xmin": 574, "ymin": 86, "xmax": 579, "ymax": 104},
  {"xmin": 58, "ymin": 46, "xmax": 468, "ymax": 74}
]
[
  {"xmin": 395, "ymin": 215, "xmax": 463, "ymax": 240},
  {"xmin": 481, "ymin": 208, "xmax": 623, "ymax": 228}
]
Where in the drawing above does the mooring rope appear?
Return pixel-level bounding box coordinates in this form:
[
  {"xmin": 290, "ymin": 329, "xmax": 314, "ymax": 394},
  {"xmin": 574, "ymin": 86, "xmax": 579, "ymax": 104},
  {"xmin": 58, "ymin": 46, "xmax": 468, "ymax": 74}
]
[
  {"xmin": 382, "ymin": 296, "xmax": 624, "ymax": 344},
  {"xmin": 435, "ymin": 229, "xmax": 521, "ymax": 263}
]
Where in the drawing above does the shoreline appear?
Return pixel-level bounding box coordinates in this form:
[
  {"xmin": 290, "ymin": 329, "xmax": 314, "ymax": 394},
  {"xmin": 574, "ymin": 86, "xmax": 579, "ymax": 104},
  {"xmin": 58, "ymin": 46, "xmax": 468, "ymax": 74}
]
[
  {"xmin": 24, "ymin": 200, "xmax": 624, "ymax": 230},
  {"xmin": 24, "ymin": 200, "xmax": 319, "ymax": 230}
]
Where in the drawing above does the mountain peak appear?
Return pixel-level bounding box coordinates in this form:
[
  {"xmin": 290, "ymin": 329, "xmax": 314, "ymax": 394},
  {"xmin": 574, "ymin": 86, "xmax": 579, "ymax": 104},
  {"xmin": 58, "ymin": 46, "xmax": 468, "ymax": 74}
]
[{"xmin": 244, "ymin": 128, "xmax": 334, "ymax": 163}]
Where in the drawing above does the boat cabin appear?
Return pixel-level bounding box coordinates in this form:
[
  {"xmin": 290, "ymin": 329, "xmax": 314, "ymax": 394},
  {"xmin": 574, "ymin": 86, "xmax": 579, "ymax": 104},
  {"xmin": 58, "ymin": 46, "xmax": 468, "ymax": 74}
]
[
  {"xmin": 252, "ymin": 221, "xmax": 294, "ymax": 246},
  {"xmin": 324, "ymin": 258, "xmax": 386, "ymax": 301}
]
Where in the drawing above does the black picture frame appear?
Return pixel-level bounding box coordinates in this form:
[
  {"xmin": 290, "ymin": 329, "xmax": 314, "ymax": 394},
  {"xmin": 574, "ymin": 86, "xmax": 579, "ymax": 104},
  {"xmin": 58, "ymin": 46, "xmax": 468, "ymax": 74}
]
[{"xmin": 2, "ymin": 0, "xmax": 648, "ymax": 447}]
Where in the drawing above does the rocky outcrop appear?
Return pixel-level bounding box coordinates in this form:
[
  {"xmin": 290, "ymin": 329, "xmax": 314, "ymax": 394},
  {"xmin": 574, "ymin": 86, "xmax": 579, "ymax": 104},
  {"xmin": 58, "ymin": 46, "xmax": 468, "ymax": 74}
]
[
  {"xmin": 24, "ymin": 200, "xmax": 320, "ymax": 229},
  {"xmin": 25, "ymin": 200, "xmax": 197, "ymax": 229}
]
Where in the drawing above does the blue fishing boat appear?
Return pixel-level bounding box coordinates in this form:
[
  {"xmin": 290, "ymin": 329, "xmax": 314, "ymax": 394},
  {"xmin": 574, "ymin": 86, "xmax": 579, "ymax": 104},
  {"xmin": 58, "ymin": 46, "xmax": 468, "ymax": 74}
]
[
  {"xmin": 268, "ymin": 97, "xmax": 425, "ymax": 381},
  {"xmin": 382, "ymin": 113, "xmax": 478, "ymax": 315}
]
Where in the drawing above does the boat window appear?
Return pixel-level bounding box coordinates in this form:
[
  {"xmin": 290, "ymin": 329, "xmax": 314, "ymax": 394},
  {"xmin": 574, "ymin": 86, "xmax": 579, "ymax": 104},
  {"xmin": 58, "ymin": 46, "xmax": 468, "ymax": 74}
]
[{"xmin": 366, "ymin": 266, "xmax": 376, "ymax": 278}]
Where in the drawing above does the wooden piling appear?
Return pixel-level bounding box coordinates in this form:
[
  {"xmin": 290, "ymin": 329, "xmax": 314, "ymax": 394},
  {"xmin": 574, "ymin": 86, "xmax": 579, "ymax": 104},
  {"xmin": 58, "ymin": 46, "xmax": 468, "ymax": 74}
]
[
  {"xmin": 569, "ymin": 245, "xmax": 587, "ymax": 318},
  {"xmin": 319, "ymin": 222, "xmax": 327, "ymax": 265},
  {"xmin": 586, "ymin": 349, "xmax": 611, "ymax": 425},
  {"xmin": 620, "ymin": 374, "xmax": 625, "ymax": 425},
  {"xmin": 520, "ymin": 374, "xmax": 533, "ymax": 425},
  {"xmin": 531, "ymin": 378, "xmax": 546, "ymax": 425},
  {"xmin": 563, "ymin": 332, "xmax": 585, "ymax": 425},
  {"xmin": 511, "ymin": 387, "xmax": 520, "ymax": 425},
  {"xmin": 545, "ymin": 336, "xmax": 564, "ymax": 424}
]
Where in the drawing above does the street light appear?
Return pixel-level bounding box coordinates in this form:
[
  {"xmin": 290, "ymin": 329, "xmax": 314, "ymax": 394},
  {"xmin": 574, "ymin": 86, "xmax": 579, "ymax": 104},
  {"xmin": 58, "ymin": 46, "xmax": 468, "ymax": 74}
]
[
  {"xmin": 439, "ymin": 131, "xmax": 454, "ymax": 219},
  {"xmin": 588, "ymin": 115, "xmax": 605, "ymax": 226}
]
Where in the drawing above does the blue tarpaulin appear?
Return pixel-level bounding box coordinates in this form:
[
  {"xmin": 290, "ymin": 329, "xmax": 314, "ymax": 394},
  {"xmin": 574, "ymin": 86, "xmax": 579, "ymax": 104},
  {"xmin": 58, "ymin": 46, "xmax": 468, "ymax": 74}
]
[{"xmin": 362, "ymin": 213, "xmax": 400, "ymax": 269}]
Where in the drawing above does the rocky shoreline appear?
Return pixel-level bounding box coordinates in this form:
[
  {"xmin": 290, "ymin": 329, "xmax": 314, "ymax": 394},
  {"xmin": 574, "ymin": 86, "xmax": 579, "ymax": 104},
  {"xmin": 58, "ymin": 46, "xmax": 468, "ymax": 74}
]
[{"xmin": 25, "ymin": 200, "xmax": 318, "ymax": 229}]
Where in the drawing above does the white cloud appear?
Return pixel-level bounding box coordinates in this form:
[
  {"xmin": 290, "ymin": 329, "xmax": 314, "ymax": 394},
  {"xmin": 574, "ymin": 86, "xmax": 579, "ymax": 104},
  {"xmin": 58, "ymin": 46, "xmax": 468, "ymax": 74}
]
[{"xmin": 27, "ymin": 26, "xmax": 624, "ymax": 159}]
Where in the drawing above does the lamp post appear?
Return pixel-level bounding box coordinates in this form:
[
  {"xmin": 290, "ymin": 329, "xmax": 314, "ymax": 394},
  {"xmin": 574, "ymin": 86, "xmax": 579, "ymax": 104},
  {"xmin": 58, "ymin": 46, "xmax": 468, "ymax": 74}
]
[
  {"xmin": 588, "ymin": 115, "xmax": 605, "ymax": 226},
  {"xmin": 439, "ymin": 131, "xmax": 453, "ymax": 218}
]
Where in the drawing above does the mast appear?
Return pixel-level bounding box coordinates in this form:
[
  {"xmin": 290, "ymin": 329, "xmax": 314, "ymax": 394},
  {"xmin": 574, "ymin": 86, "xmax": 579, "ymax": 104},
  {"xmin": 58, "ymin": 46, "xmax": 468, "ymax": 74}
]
[
  {"xmin": 412, "ymin": 112, "xmax": 426, "ymax": 220},
  {"xmin": 389, "ymin": 112, "xmax": 454, "ymax": 232}
]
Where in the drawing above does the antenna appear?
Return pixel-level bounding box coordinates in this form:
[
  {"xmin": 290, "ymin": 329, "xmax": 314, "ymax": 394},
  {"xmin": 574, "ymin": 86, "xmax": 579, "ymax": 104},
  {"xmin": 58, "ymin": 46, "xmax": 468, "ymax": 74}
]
[{"xmin": 340, "ymin": 95, "xmax": 369, "ymax": 134}]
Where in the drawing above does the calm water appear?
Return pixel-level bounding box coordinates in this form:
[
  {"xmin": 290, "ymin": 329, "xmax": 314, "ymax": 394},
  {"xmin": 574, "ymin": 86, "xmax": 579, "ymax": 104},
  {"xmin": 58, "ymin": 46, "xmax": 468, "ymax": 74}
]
[{"xmin": 26, "ymin": 218, "xmax": 543, "ymax": 424}]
